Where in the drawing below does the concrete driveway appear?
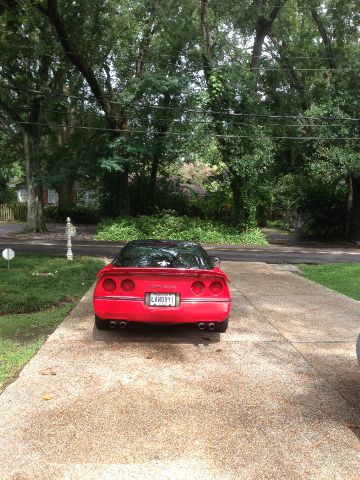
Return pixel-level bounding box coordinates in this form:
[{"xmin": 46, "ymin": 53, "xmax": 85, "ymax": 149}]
[{"xmin": 0, "ymin": 262, "xmax": 360, "ymax": 479}]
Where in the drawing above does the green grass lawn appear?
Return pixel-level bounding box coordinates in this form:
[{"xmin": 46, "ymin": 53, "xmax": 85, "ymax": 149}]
[
  {"xmin": 0, "ymin": 255, "xmax": 104, "ymax": 389},
  {"xmin": 300, "ymin": 264, "xmax": 360, "ymax": 301}
]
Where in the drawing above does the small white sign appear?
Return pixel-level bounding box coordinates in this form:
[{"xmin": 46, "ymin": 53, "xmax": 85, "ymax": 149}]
[
  {"xmin": 69, "ymin": 226, "xmax": 76, "ymax": 237},
  {"xmin": 2, "ymin": 248, "xmax": 15, "ymax": 261}
]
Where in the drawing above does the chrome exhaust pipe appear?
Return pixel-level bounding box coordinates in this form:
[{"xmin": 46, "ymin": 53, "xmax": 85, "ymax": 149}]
[
  {"xmin": 208, "ymin": 323, "xmax": 216, "ymax": 331},
  {"xmin": 109, "ymin": 321, "xmax": 117, "ymax": 329},
  {"xmin": 198, "ymin": 322, "xmax": 206, "ymax": 330},
  {"xmin": 119, "ymin": 321, "xmax": 127, "ymax": 329}
]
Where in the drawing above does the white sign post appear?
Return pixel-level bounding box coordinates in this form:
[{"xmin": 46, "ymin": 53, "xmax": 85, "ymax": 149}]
[
  {"xmin": 66, "ymin": 217, "xmax": 76, "ymax": 261},
  {"xmin": 2, "ymin": 248, "xmax": 15, "ymax": 269}
]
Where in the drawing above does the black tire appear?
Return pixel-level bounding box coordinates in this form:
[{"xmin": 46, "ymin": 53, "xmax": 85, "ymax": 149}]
[
  {"xmin": 215, "ymin": 317, "xmax": 229, "ymax": 333},
  {"xmin": 95, "ymin": 315, "xmax": 110, "ymax": 330}
]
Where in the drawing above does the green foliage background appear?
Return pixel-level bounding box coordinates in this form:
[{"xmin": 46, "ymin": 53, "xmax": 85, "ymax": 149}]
[
  {"xmin": 0, "ymin": 0, "xmax": 359, "ymax": 240},
  {"xmin": 96, "ymin": 212, "xmax": 267, "ymax": 244}
]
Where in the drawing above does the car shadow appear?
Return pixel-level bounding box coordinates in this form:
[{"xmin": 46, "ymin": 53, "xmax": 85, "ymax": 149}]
[{"xmin": 91, "ymin": 322, "xmax": 221, "ymax": 346}]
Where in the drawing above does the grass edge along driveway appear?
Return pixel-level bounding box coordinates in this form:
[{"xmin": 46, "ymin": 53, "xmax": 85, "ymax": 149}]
[
  {"xmin": 300, "ymin": 263, "xmax": 360, "ymax": 301},
  {"xmin": 0, "ymin": 254, "xmax": 104, "ymax": 390}
]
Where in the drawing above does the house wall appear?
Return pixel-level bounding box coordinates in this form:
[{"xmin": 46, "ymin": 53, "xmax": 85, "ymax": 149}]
[{"xmin": 15, "ymin": 187, "xmax": 58, "ymax": 205}]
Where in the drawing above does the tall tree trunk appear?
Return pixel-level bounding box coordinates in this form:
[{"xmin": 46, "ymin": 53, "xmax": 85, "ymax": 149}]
[
  {"xmin": 231, "ymin": 176, "xmax": 245, "ymax": 226},
  {"xmin": 55, "ymin": 110, "xmax": 75, "ymax": 208},
  {"xmin": 24, "ymin": 131, "xmax": 46, "ymax": 232},
  {"xmin": 101, "ymin": 168, "xmax": 129, "ymax": 218},
  {"xmin": 310, "ymin": 7, "xmax": 337, "ymax": 90},
  {"xmin": 230, "ymin": 176, "xmax": 257, "ymax": 228},
  {"xmin": 349, "ymin": 175, "xmax": 360, "ymax": 241},
  {"xmin": 120, "ymin": 166, "xmax": 129, "ymax": 215},
  {"xmin": 56, "ymin": 181, "xmax": 74, "ymax": 208},
  {"xmin": 147, "ymin": 123, "xmax": 169, "ymax": 208},
  {"xmin": 310, "ymin": 8, "xmax": 336, "ymax": 70},
  {"xmin": 345, "ymin": 175, "xmax": 353, "ymax": 240},
  {"xmin": 147, "ymin": 154, "xmax": 160, "ymax": 209}
]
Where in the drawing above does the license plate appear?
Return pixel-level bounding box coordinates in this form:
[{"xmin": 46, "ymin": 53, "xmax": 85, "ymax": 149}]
[{"xmin": 149, "ymin": 293, "xmax": 176, "ymax": 307}]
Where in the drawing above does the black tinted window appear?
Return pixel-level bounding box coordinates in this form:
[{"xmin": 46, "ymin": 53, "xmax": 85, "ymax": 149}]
[{"xmin": 113, "ymin": 242, "xmax": 214, "ymax": 269}]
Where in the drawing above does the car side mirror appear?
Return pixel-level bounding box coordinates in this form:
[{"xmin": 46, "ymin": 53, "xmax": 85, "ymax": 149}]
[{"xmin": 211, "ymin": 256, "xmax": 221, "ymax": 267}]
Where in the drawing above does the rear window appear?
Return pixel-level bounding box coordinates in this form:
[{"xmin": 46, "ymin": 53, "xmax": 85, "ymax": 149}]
[{"xmin": 113, "ymin": 243, "xmax": 214, "ymax": 270}]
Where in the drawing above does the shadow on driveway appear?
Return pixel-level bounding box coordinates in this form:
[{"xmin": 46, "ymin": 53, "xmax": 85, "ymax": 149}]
[
  {"xmin": 250, "ymin": 339, "xmax": 360, "ymax": 443},
  {"xmin": 91, "ymin": 322, "xmax": 221, "ymax": 347}
]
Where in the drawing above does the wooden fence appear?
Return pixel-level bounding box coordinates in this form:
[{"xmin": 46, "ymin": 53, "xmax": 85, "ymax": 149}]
[
  {"xmin": 0, "ymin": 204, "xmax": 100, "ymax": 224},
  {"xmin": 0, "ymin": 204, "xmax": 27, "ymax": 222}
]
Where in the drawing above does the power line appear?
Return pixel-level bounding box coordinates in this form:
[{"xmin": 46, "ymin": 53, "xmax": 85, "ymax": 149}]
[
  {"xmin": 1, "ymin": 39, "xmax": 359, "ymax": 73},
  {"xmin": 136, "ymin": 104, "xmax": 360, "ymax": 122},
  {"xmin": 5, "ymin": 119, "xmax": 360, "ymax": 141},
  {"xmin": 0, "ymin": 36, "xmax": 353, "ymax": 63},
  {"xmin": 12, "ymin": 105, "xmax": 356, "ymax": 129},
  {"xmin": 2, "ymin": 84, "xmax": 360, "ymax": 122},
  {"xmin": 1, "ymin": 30, "xmax": 359, "ymax": 70}
]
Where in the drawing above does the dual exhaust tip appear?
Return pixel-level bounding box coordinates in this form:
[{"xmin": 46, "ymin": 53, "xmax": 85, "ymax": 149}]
[
  {"xmin": 198, "ymin": 322, "xmax": 216, "ymax": 331},
  {"xmin": 109, "ymin": 321, "xmax": 128, "ymax": 329},
  {"xmin": 109, "ymin": 320, "xmax": 216, "ymax": 331}
]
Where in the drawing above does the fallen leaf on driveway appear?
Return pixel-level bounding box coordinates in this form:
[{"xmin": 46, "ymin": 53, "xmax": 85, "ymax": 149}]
[
  {"xmin": 41, "ymin": 394, "xmax": 52, "ymax": 401},
  {"xmin": 40, "ymin": 368, "xmax": 57, "ymax": 376},
  {"xmin": 346, "ymin": 422, "xmax": 359, "ymax": 429}
]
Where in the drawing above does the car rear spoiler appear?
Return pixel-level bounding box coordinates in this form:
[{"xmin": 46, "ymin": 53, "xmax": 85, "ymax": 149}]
[{"xmin": 97, "ymin": 267, "xmax": 229, "ymax": 283}]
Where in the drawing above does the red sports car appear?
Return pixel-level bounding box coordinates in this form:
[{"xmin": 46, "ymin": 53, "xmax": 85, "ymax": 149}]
[{"xmin": 93, "ymin": 240, "xmax": 231, "ymax": 332}]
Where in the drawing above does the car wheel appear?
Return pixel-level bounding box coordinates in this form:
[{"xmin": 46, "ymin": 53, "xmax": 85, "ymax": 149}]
[
  {"xmin": 215, "ymin": 317, "xmax": 229, "ymax": 333},
  {"xmin": 95, "ymin": 315, "xmax": 110, "ymax": 330}
]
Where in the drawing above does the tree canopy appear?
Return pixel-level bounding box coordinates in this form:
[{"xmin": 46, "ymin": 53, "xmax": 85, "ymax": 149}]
[{"xmin": 0, "ymin": 0, "xmax": 359, "ymax": 239}]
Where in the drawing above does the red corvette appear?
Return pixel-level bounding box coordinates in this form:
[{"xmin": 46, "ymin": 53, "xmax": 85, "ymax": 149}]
[{"xmin": 93, "ymin": 240, "xmax": 231, "ymax": 332}]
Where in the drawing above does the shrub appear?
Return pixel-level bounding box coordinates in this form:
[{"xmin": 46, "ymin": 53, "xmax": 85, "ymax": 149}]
[
  {"xmin": 45, "ymin": 206, "xmax": 100, "ymax": 224},
  {"xmin": 0, "ymin": 177, "xmax": 16, "ymax": 204},
  {"xmin": 95, "ymin": 212, "xmax": 267, "ymax": 245},
  {"xmin": 298, "ymin": 183, "xmax": 347, "ymax": 240}
]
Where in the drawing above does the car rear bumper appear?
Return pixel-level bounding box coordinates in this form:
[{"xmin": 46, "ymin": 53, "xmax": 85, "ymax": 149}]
[{"xmin": 93, "ymin": 297, "xmax": 231, "ymax": 324}]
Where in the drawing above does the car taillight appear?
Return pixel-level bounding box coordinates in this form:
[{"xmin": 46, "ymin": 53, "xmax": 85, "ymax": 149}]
[
  {"xmin": 210, "ymin": 281, "xmax": 223, "ymax": 294},
  {"xmin": 191, "ymin": 281, "xmax": 205, "ymax": 295},
  {"xmin": 121, "ymin": 279, "xmax": 135, "ymax": 292},
  {"xmin": 103, "ymin": 278, "xmax": 116, "ymax": 291}
]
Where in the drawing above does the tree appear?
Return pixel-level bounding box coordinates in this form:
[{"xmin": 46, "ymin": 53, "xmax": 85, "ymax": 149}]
[
  {"xmin": 268, "ymin": 0, "xmax": 360, "ymax": 239},
  {"xmin": 34, "ymin": 0, "xmax": 162, "ymax": 215},
  {"xmin": 199, "ymin": 0, "xmax": 285, "ymax": 226},
  {"xmin": 0, "ymin": 4, "xmax": 55, "ymax": 231}
]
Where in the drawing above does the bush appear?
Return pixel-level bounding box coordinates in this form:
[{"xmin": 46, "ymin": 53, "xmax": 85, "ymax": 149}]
[
  {"xmin": 0, "ymin": 177, "xmax": 16, "ymax": 204},
  {"xmin": 298, "ymin": 184, "xmax": 347, "ymax": 240},
  {"xmin": 95, "ymin": 212, "xmax": 267, "ymax": 245},
  {"xmin": 127, "ymin": 177, "xmax": 203, "ymax": 217},
  {"xmin": 195, "ymin": 190, "xmax": 233, "ymax": 220},
  {"xmin": 45, "ymin": 206, "xmax": 100, "ymax": 224}
]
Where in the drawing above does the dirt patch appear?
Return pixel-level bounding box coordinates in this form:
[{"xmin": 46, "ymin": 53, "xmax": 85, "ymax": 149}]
[{"xmin": 0, "ymin": 223, "xmax": 97, "ymax": 241}]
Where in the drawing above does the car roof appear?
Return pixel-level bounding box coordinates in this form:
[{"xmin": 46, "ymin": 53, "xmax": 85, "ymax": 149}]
[{"xmin": 125, "ymin": 240, "xmax": 200, "ymax": 248}]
